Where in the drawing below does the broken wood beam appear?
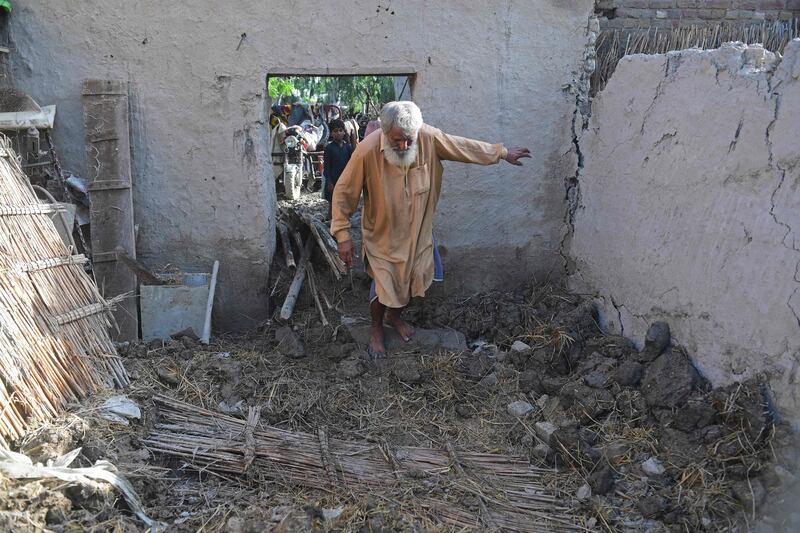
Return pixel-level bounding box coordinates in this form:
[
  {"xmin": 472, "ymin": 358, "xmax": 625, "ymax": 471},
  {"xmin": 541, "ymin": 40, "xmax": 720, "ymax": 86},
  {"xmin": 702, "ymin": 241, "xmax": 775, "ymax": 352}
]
[
  {"xmin": 280, "ymin": 236, "xmax": 314, "ymax": 320},
  {"xmin": 306, "ymin": 263, "xmax": 328, "ymax": 326},
  {"xmin": 115, "ymin": 247, "xmax": 164, "ymax": 286},
  {"xmin": 277, "ymin": 221, "xmax": 295, "ymax": 269}
]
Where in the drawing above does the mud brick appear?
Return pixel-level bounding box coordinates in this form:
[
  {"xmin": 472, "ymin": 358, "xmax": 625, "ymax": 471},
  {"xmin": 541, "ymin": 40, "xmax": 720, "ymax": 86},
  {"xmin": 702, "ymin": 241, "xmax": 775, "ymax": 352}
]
[
  {"xmin": 761, "ymin": 1, "xmax": 788, "ymax": 8},
  {"xmin": 624, "ymin": 17, "xmax": 646, "ymax": 26},
  {"xmin": 736, "ymin": 0, "xmax": 782, "ymax": 8},
  {"xmin": 697, "ymin": 8, "xmax": 727, "ymax": 18},
  {"xmin": 682, "ymin": 18, "xmax": 708, "ymax": 26},
  {"xmin": 648, "ymin": 0, "xmax": 676, "ymax": 8},
  {"xmin": 602, "ymin": 18, "xmax": 626, "ymax": 29},
  {"xmin": 646, "ymin": 18, "xmax": 669, "ymax": 27},
  {"xmin": 616, "ymin": 7, "xmax": 654, "ymax": 18}
]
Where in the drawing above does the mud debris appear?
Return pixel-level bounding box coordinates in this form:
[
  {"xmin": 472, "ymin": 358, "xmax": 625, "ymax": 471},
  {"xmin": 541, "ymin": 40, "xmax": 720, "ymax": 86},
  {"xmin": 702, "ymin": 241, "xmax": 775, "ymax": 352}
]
[{"xmin": 0, "ymin": 281, "xmax": 796, "ymax": 531}]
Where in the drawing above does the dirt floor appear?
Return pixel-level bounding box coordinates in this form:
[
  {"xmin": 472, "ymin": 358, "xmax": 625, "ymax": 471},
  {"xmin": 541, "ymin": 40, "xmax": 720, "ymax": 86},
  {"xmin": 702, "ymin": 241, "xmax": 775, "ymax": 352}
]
[{"xmin": 1, "ymin": 201, "xmax": 798, "ymax": 531}]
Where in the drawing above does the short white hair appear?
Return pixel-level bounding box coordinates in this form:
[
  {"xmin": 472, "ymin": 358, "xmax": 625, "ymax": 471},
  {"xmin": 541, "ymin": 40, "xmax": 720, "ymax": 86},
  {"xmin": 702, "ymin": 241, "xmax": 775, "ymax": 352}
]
[{"xmin": 380, "ymin": 101, "xmax": 423, "ymax": 134}]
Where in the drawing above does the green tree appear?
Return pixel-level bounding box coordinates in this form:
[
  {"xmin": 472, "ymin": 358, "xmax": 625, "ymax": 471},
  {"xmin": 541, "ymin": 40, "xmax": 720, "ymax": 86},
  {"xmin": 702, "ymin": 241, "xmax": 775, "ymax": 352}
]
[{"xmin": 268, "ymin": 75, "xmax": 398, "ymax": 115}]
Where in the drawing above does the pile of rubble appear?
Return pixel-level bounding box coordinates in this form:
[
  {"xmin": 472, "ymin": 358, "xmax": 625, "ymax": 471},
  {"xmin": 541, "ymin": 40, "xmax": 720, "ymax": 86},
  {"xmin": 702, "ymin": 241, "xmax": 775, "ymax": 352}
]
[
  {"xmin": 0, "ymin": 279, "xmax": 796, "ymax": 531},
  {"xmin": 427, "ymin": 288, "xmax": 798, "ymax": 531}
]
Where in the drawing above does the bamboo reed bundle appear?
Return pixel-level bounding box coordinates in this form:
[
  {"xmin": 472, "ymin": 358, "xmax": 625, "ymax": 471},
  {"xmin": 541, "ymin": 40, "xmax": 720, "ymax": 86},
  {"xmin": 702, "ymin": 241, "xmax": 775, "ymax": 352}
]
[
  {"xmin": 593, "ymin": 18, "xmax": 799, "ymax": 95},
  {"xmin": 144, "ymin": 395, "xmax": 584, "ymax": 532},
  {"xmin": 0, "ymin": 134, "xmax": 128, "ymax": 444}
]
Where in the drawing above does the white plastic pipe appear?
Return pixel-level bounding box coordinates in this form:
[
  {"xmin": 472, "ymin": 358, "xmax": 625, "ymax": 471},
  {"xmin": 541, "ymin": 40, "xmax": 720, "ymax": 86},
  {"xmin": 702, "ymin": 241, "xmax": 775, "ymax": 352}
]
[{"xmin": 200, "ymin": 260, "xmax": 219, "ymax": 345}]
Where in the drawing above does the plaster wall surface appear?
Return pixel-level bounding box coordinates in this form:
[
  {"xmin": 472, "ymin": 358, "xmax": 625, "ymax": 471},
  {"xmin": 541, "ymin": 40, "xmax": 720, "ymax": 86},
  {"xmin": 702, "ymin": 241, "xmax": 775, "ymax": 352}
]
[
  {"xmin": 570, "ymin": 40, "xmax": 800, "ymax": 426},
  {"xmin": 7, "ymin": 1, "xmax": 593, "ymax": 329}
]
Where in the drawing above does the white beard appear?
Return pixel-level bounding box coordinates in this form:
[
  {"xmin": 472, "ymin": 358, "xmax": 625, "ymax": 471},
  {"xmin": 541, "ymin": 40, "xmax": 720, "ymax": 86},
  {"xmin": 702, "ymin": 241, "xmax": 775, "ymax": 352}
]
[{"xmin": 383, "ymin": 141, "xmax": 418, "ymax": 168}]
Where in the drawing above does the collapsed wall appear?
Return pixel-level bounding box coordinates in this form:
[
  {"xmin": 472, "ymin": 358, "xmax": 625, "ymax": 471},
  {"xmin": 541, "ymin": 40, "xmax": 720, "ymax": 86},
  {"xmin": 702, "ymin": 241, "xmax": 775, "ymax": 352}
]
[{"xmin": 569, "ymin": 40, "xmax": 800, "ymax": 427}]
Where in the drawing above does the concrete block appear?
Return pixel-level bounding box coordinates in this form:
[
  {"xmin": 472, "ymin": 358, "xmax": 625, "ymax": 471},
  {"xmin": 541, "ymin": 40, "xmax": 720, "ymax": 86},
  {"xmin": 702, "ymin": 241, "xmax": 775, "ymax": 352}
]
[{"xmin": 655, "ymin": 9, "xmax": 668, "ymax": 18}]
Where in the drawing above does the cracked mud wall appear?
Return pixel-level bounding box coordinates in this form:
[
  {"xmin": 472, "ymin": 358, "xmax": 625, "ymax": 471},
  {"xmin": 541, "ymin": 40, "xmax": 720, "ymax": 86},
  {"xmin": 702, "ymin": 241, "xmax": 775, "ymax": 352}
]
[
  {"xmin": 6, "ymin": 1, "xmax": 594, "ymax": 329},
  {"xmin": 569, "ymin": 40, "xmax": 800, "ymax": 427}
]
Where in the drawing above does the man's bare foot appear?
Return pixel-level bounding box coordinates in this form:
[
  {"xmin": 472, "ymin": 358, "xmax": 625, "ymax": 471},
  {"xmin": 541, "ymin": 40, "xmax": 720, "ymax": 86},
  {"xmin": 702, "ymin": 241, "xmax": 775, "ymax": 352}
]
[
  {"xmin": 386, "ymin": 310, "xmax": 414, "ymax": 342},
  {"xmin": 369, "ymin": 326, "xmax": 386, "ymax": 356}
]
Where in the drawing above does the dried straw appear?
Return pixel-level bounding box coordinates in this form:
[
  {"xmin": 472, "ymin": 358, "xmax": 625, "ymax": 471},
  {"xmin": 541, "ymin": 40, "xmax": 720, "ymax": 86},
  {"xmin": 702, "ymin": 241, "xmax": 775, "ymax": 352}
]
[
  {"xmin": 0, "ymin": 134, "xmax": 128, "ymax": 444},
  {"xmin": 593, "ymin": 18, "xmax": 799, "ymax": 94},
  {"xmin": 144, "ymin": 394, "xmax": 586, "ymax": 532}
]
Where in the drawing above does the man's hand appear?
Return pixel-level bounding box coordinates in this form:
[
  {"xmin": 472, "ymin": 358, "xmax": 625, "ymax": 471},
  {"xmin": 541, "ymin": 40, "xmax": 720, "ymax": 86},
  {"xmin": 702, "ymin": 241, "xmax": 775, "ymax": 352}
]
[
  {"xmin": 338, "ymin": 239, "xmax": 354, "ymax": 268},
  {"xmin": 504, "ymin": 147, "xmax": 531, "ymax": 166}
]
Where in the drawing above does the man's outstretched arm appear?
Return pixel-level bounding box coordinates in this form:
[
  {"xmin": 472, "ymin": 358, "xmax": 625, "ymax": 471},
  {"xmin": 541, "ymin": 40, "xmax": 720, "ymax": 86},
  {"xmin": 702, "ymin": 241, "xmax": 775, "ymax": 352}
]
[{"xmin": 431, "ymin": 126, "xmax": 531, "ymax": 166}]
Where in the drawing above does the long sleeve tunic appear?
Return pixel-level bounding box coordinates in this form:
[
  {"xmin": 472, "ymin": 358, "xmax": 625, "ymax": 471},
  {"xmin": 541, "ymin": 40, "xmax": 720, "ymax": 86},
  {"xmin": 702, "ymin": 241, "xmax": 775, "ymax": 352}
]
[{"xmin": 330, "ymin": 124, "xmax": 506, "ymax": 308}]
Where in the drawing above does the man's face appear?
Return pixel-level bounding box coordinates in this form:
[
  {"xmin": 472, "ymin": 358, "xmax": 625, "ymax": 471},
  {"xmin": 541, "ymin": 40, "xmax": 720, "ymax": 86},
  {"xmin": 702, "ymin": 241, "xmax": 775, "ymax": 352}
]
[
  {"xmin": 384, "ymin": 124, "xmax": 419, "ymax": 167},
  {"xmin": 386, "ymin": 124, "xmax": 416, "ymax": 153},
  {"xmin": 331, "ymin": 127, "xmax": 345, "ymax": 142}
]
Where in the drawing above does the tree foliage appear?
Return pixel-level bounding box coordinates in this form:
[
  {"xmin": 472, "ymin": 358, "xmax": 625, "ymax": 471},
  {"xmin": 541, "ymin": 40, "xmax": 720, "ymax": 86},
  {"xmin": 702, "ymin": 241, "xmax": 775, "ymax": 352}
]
[{"xmin": 268, "ymin": 75, "xmax": 399, "ymax": 114}]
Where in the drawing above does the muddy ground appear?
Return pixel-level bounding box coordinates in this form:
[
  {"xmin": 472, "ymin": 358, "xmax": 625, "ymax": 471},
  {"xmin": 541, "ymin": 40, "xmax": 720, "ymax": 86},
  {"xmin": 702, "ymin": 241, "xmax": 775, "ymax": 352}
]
[{"xmin": 1, "ymin": 234, "xmax": 799, "ymax": 531}]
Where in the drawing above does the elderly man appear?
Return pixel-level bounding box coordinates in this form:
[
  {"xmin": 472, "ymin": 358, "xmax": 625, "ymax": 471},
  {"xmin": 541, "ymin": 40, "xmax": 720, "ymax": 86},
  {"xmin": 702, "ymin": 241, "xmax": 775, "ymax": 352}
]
[{"xmin": 331, "ymin": 101, "xmax": 530, "ymax": 355}]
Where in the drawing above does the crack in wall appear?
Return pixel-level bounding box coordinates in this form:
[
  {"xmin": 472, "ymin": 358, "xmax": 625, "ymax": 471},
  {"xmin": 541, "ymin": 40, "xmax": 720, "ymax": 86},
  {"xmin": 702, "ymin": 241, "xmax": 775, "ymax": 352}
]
[
  {"xmin": 765, "ymin": 93, "xmax": 800, "ymax": 332},
  {"xmin": 560, "ymin": 15, "xmax": 598, "ymax": 275},
  {"xmin": 639, "ymin": 56, "xmax": 671, "ymax": 136},
  {"xmin": 608, "ymin": 294, "xmax": 626, "ymax": 336}
]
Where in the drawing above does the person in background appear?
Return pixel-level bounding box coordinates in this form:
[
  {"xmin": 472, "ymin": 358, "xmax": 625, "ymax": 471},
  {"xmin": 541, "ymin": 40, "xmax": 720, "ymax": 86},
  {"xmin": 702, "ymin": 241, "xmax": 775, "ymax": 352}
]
[{"xmin": 323, "ymin": 118, "xmax": 353, "ymax": 219}]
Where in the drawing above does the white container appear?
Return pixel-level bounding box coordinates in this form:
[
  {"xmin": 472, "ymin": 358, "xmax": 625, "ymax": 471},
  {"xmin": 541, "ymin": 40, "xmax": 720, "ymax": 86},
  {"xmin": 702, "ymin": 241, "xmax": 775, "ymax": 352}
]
[{"xmin": 140, "ymin": 272, "xmax": 210, "ymax": 341}]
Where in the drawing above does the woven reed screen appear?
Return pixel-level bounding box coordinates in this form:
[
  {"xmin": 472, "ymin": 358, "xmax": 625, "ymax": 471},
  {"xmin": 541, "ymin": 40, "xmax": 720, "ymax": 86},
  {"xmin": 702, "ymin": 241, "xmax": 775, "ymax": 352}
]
[{"xmin": 0, "ymin": 135, "xmax": 128, "ymax": 444}]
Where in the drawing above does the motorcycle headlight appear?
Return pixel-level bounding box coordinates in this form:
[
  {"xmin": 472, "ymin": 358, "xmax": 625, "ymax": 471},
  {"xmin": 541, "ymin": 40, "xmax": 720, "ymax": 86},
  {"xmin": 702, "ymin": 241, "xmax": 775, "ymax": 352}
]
[{"xmin": 284, "ymin": 136, "xmax": 298, "ymax": 149}]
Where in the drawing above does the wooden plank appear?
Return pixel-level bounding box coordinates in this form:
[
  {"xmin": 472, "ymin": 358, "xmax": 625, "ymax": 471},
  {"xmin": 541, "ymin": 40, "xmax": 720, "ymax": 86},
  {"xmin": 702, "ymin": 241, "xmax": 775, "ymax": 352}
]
[
  {"xmin": 82, "ymin": 79, "xmax": 138, "ymax": 341},
  {"xmin": 280, "ymin": 237, "xmax": 314, "ymax": 321}
]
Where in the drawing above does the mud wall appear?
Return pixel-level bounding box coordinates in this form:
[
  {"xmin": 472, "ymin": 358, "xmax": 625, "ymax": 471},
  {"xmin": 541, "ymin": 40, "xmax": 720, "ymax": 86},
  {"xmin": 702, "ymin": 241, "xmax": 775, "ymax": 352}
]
[
  {"xmin": 7, "ymin": 1, "xmax": 593, "ymax": 329},
  {"xmin": 570, "ymin": 41, "xmax": 800, "ymax": 427}
]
